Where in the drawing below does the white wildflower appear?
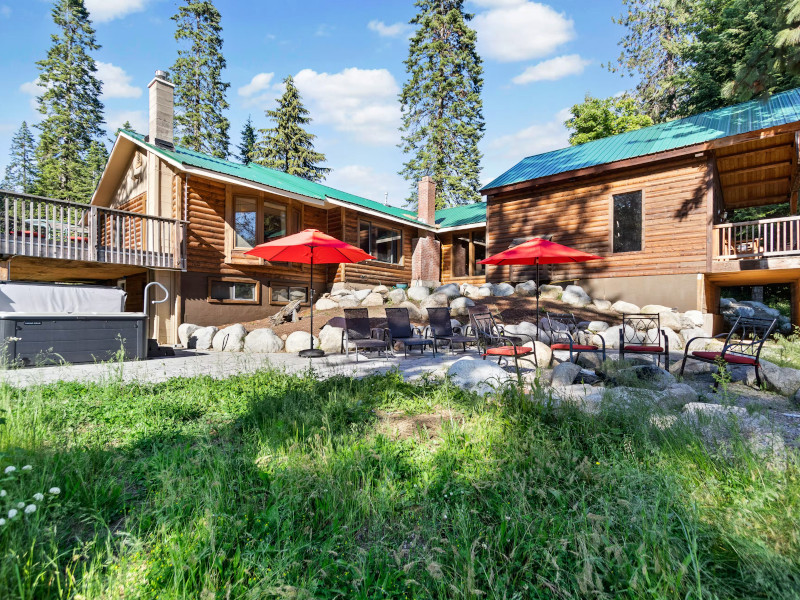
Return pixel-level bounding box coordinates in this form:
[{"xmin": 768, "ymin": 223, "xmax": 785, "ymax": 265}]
[
  {"xmin": 7, "ymin": 509, "xmax": 17, "ymax": 519},
  {"xmin": 16, "ymin": 502, "xmax": 24, "ymax": 509},
  {"xmin": 4, "ymin": 466, "xmax": 15, "ymax": 474},
  {"xmin": 33, "ymin": 493, "xmax": 44, "ymax": 501},
  {"xmin": 24, "ymin": 504, "xmax": 36, "ymax": 514},
  {"xmin": 0, "ymin": 518, "xmax": 5, "ymax": 526},
  {"xmin": 21, "ymin": 465, "xmax": 32, "ymax": 471},
  {"xmin": 48, "ymin": 487, "xmax": 60, "ymax": 495},
  {"xmin": 0, "ymin": 490, "xmax": 5, "ymax": 497}
]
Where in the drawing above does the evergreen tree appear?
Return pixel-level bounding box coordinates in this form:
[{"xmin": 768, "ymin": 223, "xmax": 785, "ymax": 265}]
[
  {"xmin": 78, "ymin": 140, "xmax": 108, "ymax": 199},
  {"xmin": 609, "ymin": 0, "xmax": 695, "ymax": 122},
  {"xmin": 565, "ymin": 94, "xmax": 654, "ymax": 145},
  {"xmin": 399, "ymin": 0, "xmax": 484, "ymax": 208},
  {"xmin": 35, "ymin": 0, "xmax": 104, "ymax": 202},
  {"xmin": 1, "ymin": 122, "xmax": 38, "ymax": 193},
  {"xmin": 252, "ymin": 76, "xmax": 330, "ymax": 181},
  {"xmin": 237, "ymin": 115, "xmax": 256, "ymax": 164},
  {"xmin": 171, "ymin": 0, "xmax": 230, "ymax": 158}
]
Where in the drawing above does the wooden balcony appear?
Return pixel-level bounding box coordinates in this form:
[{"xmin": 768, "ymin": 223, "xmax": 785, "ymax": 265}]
[
  {"xmin": 713, "ymin": 215, "xmax": 800, "ymax": 260},
  {"xmin": 0, "ymin": 191, "xmax": 187, "ymax": 270}
]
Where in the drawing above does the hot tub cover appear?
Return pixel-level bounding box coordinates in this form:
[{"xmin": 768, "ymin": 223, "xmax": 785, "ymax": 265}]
[{"xmin": 0, "ymin": 281, "xmax": 126, "ymax": 314}]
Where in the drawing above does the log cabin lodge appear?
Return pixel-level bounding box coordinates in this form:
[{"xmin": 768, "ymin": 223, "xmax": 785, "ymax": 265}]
[{"xmin": 3, "ymin": 70, "xmax": 800, "ymax": 343}]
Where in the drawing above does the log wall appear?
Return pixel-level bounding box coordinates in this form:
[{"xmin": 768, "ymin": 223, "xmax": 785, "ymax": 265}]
[{"xmin": 439, "ymin": 229, "xmax": 487, "ymax": 285}]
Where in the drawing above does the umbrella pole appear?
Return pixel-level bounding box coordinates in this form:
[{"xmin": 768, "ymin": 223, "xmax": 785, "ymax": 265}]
[
  {"xmin": 536, "ymin": 261, "xmax": 540, "ymax": 341},
  {"xmin": 300, "ymin": 251, "xmax": 325, "ymax": 358}
]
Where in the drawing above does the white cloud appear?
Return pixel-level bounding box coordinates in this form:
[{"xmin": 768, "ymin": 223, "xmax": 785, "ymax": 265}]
[
  {"xmin": 487, "ymin": 108, "xmax": 571, "ymax": 161},
  {"xmin": 238, "ymin": 73, "xmax": 275, "ymax": 98},
  {"xmin": 84, "ymin": 0, "xmax": 149, "ymax": 23},
  {"xmin": 367, "ymin": 20, "xmax": 411, "ymax": 38},
  {"xmin": 19, "ymin": 78, "xmax": 44, "ymax": 110},
  {"xmin": 106, "ymin": 110, "xmax": 147, "ymax": 135},
  {"xmin": 325, "ymin": 165, "xmax": 411, "ymax": 207},
  {"xmin": 512, "ymin": 54, "xmax": 590, "ymax": 84},
  {"xmin": 315, "ymin": 23, "xmax": 334, "ymax": 37},
  {"xmin": 293, "ymin": 67, "xmax": 401, "ymax": 146},
  {"xmin": 472, "ymin": 1, "xmax": 575, "ymax": 62},
  {"xmin": 96, "ymin": 62, "xmax": 141, "ymax": 99},
  {"xmin": 237, "ymin": 72, "xmax": 277, "ymax": 109}
]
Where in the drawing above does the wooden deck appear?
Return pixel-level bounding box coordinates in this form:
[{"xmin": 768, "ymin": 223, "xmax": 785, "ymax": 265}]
[
  {"xmin": 0, "ymin": 191, "xmax": 187, "ymax": 270},
  {"xmin": 713, "ymin": 215, "xmax": 800, "ymax": 261}
]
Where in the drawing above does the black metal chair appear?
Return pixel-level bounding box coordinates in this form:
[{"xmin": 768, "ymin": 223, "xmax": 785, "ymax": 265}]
[
  {"xmin": 679, "ymin": 316, "xmax": 777, "ymax": 388},
  {"xmin": 385, "ymin": 307, "xmax": 435, "ymax": 357},
  {"xmin": 342, "ymin": 308, "xmax": 390, "ymax": 361},
  {"xmin": 470, "ymin": 310, "xmax": 536, "ymax": 377},
  {"xmin": 619, "ymin": 313, "xmax": 670, "ymax": 369},
  {"xmin": 467, "ymin": 305, "xmax": 536, "ymax": 347},
  {"xmin": 542, "ymin": 312, "xmax": 606, "ymax": 365},
  {"xmin": 425, "ymin": 307, "xmax": 475, "ymax": 354}
]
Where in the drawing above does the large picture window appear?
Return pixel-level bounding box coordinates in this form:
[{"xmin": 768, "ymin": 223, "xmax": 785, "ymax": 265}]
[
  {"xmin": 612, "ymin": 191, "xmax": 643, "ymax": 253},
  {"xmin": 359, "ymin": 220, "xmax": 401, "ymax": 264},
  {"xmin": 234, "ymin": 197, "xmax": 257, "ymax": 248},
  {"xmin": 263, "ymin": 201, "xmax": 287, "ymax": 242},
  {"xmin": 451, "ymin": 231, "xmax": 486, "ymax": 278},
  {"xmin": 232, "ymin": 196, "xmax": 297, "ymax": 252}
]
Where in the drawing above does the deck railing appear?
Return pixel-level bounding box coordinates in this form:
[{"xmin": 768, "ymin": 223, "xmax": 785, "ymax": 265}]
[
  {"xmin": 713, "ymin": 215, "xmax": 800, "ymax": 260},
  {"xmin": 0, "ymin": 190, "xmax": 187, "ymax": 270}
]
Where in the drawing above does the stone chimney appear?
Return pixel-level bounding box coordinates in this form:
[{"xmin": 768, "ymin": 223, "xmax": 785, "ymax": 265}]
[
  {"xmin": 417, "ymin": 176, "xmax": 436, "ymax": 225},
  {"xmin": 148, "ymin": 70, "xmax": 175, "ymax": 149}
]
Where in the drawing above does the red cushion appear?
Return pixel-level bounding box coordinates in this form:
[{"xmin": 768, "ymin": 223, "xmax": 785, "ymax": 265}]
[
  {"xmin": 550, "ymin": 343, "xmax": 601, "ymax": 351},
  {"xmin": 624, "ymin": 345, "xmax": 664, "ymax": 352},
  {"xmin": 691, "ymin": 351, "xmax": 757, "ymax": 365},
  {"xmin": 484, "ymin": 346, "xmax": 533, "ymax": 357}
]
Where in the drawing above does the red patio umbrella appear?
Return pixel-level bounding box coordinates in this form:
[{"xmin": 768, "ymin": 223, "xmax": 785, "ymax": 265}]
[
  {"xmin": 479, "ymin": 238, "xmax": 602, "ymax": 338},
  {"xmin": 245, "ymin": 229, "xmax": 375, "ymax": 357}
]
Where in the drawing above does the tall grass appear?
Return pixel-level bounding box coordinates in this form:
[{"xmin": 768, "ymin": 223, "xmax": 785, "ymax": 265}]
[{"xmin": 0, "ymin": 368, "xmax": 797, "ymax": 599}]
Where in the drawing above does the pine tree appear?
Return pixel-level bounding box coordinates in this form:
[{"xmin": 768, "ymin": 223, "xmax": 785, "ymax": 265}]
[
  {"xmin": 252, "ymin": 76, "xmax": 330, "ymax": 182},
  {"xmin": 78, "ymin": 140, "xmax": 108, "ymax": 199},
  {"xmin": 171, "ymin": 0, "xmax": 230, "ymax": 158},
  {"xmin": 1, "ymin": 122, "xmax": 38, "ymax": 193},
  {"xmin": 565, "ymin": 94, "xmax": 653, "ymax": 145},
  {"xmin": 35, "ymin": 0, "xmax": 104, "ymax": 202},
  {"xmin": 399, "ymin": 0, "xmax": 484, "ymax": 208},
  {"xmin": 237, "ymin": 115, "xmax": 256, "ymax": 164}
]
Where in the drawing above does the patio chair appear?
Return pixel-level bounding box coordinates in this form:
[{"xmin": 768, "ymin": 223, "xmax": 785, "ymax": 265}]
[
  {"xmin": 385, "ymin": 307, "xmax": 435, "ymax": 357},
  {"xmin": 467, "ymin": 305, "xmax": 536, "ymax": 347},
  {"xmin": 542, "ymin": 312, "xmax": 606, "ymax": 365},
  {"xmin": 678, "ymin": 316, "xmax": 777, "ymax": 388},
  {"xmin": 342, "ymin": 308, "xmax": 391, "ymax": 362},
  {"xmin": 619, "ymin": 313, "xmax": 670, "ymax": 369},
  {"xmin": 470, "ymin": 310, "xmax": 535, "ymax": 377},
  {"xmin": 425, "ymin": 307, "xmax": 476, "ymax": 354}
]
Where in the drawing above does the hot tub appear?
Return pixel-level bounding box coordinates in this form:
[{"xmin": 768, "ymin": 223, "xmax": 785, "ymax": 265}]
[{"xmin": 0, "ymin": 281, "xmax": 148, "ymax": 367}]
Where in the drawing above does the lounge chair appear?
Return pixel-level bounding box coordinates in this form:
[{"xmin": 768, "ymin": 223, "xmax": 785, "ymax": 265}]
[
  {"xmin": 342, "ymin": 308, "xmax": 391, "ymax": 361},
  {"xmin": 470, "ymin": 309, "xmax": 535, "ymax": 377},
  {"xmin": 542, "ymin": 311, "xmax": 606, "ymax": 365},
  {"xmin": 385, "ymin": 307, "xmax": 435, "ymax": 357},
  {"xmin": 619, "ymin": 313, "xmax": 670, "ymax": 369},
  {"xmin": 426, "ymin": 307, "xmax": 475, "ymax": 354}
]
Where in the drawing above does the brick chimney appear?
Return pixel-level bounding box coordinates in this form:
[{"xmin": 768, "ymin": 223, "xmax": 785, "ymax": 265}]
[
  {"xmin": 417, "ymin": 176, "xmax": 436, "ymax": 225},
  {"xmin": 148, "ymin": 70, "xmax": 175, "ymax": 149}
]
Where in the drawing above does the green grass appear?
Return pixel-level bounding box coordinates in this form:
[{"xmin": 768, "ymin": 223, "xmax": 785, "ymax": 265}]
[{"xmin": 0, "ymin": 368, "xmax": 798, "ymax": 599}]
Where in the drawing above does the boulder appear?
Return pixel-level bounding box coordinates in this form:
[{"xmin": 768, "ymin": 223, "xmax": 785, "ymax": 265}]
[
  {"xmin": 561, "ymin": 284, "xmax": 592, "ymax": 307},
  {"xmin": 681, "ymin": 310, "xmax": 705, "ymax": 329},
  {"xmin": 605, "ymin": 364, "xmax": 676, "ymax": 390},
  {"xmin": 604, "ymin": 386, "xmax": 664, "ymax": 410},
  {"xmin": 353, "ymin": 289, "xmax": 372, "ymax": 301},
  {"xmin": 337, "ymin": 295, "xmax": 361, "ymax": 308},
  {"xmin": 193, "ymin": 326, "xmax": 218, "ymax": 351},
  {"xmin": 178, "ymin": 323, "xmax": 200, "ymax": 348},
  {"xmin": 478, "ymin": 283, "xmax": 496, "ymax": 296},
  {"xmin": 551, "ymin": 384, "xmax": 604, "ymax": 414},
  {"xmin": 515, "ymin": 280, "xmax": 537, "ymax": 297},
  {"xmin": 318, "ymin": 325, "xmax": 344, "ymax": 354},
  {"xmin": 331, "ymin": 288, "xmax": 353, "ymax": 297},
  {"xmin": 434, "ymin": 283, "xmax": 462, "ymax": 299},
  {"xmin": 244, "ymin": 328, "xmax": 284, "ymax": 353},
  {"xmin": 680, "ymin": 328, "xmax": 707, "ymax": 346},
  {"xmin": 504, "ymin": 321, "xmax": 548, "ymax": 344},
  {"xmin": 420, "ymin": 292, "xmax": 449, "ymax": 309},
  {"xmin": 517, "ymin": 341, "xmax": 552, "ymax": 368},
  {"xmin": 447, "ymin": 357, "xmax": 514, "ymax": 395},
  {"xmin": 408, "ymin": 286, "xmax": 431, "ymax": 302},
  {"xmin": 551, "ymin": 362, "xmax": 582, "ymax": 386},
  {"xmin": 598, "ymin": 324, "xmax": 640, "ymax": 350},
  {"xmin": 315, "ymin": 297, "xmax": 339, "ymax": 311},
  {"xmin": 576, "ymin": 352, "xmax": 603, "ymax": 370},
  {"xmin": 611, "ymin": 300, "xmax": 640, "ymax": 314},
  {"xmin": 592, "ymin": 299, "xmax": 612, "ymax": 311},
  {"xmin": 760, "ymin": 360, "xmax": 800, "ymax": 396},
  {"xmin": 587, "ymin": 320, "xmax": 609, "ymax": 332},
  {"xmin": 361, "ymin": 292, "xmax": 385, "ymax": 307},
  {"xmin": 640, "ymin": 305, "xmax": 682, "ymax": 331},
  {"xmin": 212, "ymin": 323, "xmax": 246, "ymax": 352},
  {"xmin": 285, "ymin": 331, "xmax": 320, "ymax": 353},
  {"xmin": 398, "ymin": 301, "xmax": 427, "ymax": 322},
  {"xmin": 493, "ymin": 282, "xmax": 515, "ymax": 297},
  {"xmin": 450, "ymin": 318, "xmax": 463, "ymax": 330},
  {"xmin": 372, "ymin": 285, "xmax": 390, "ymax": 295},
  {"xmin": 387, "ymin": 288, "xmax": 407, "ymax": 304},
  {"xmin": 659, "ymin": 326, "xmax": 684, "ymax": 350},
  {"xmin": 450, "ymin": 296, "xmax": 476, "ymax": 316},
  {"xmin": 538, "ymin": 284, "xmax": 563, "ymax": 299},
  {"xmin": 661, "ymin": 383, "xmax": 698, "ymax": 409},
  {"xmin": 462, "ymin": 284, "xmax": 483, "ymax": 298}
]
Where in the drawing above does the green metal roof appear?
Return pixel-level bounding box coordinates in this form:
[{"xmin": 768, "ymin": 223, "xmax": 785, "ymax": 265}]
[
  {"xmin": 120, "ymin": 130, "xmax": 425, "ymax": 226},
  {"xmin": 483, "ymin": 87, "xmax": 800, "ymax": 191},
  {"xmin": 435, "ymin": 202, "xmax": 486, "ymax": 228}
]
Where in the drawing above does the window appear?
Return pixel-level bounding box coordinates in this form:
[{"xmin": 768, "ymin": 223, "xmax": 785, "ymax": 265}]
[
  {"xmin": 359, "ymin": 221, "xmax": 401, "ymax": 264},
  {"xmin": 208, "ymin": 277, "xmax": 259, "ymax": 304},
  {"xmin": 271, "ymin": 284, "xmax": 308, "ymax": 304},
  {"xmin": 612, "ymin": 191, "xmax": 643, "ymax": 253},
  {"xmin": 263, "ymin": 201, "xmax": 287, "ymax": 242},
  {"xmin": 451, "ymin": 231, "xmax": 486, "ymax": 278},
  {"xmin": 234, "ymin": 197, "xmax": 257, "ymax": 248}
]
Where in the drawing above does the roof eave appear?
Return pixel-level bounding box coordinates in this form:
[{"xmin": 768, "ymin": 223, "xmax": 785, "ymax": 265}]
[
  {"xmin": 325, "ymin": 197, "xmax": 435, "ymax": 230},
  {"xmin": 437, "ymin": 221, "xmax": 487, "ymax": 233}
]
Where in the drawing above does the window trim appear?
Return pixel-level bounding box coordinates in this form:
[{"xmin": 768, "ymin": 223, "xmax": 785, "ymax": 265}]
[
  {"xmin": 610, "ymin": 189, "xmax": 645, "ymax": 254},
  {"xmin": 269, "ymin": 281, "xmax": 311, "ymax": 306},
  {"xmin": 358, "ymin": 219, "xmax": 403, "ymax": 265},
  {"xmin": 450, "ymin": 230, "xmax": 487, "ymax": 279},
  {"xmin": 207, "ymin": 276, "xmax": 261, "ymax": 305},
  {"xmin": 232, "ymin": 195, "xmax": 259, "ymax": 251}
]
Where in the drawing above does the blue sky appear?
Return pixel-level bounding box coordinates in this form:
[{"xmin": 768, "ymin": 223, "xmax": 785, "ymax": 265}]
[{"xmin": 0, "ymin": 0, "xmax": 633, "ymax": 206}]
